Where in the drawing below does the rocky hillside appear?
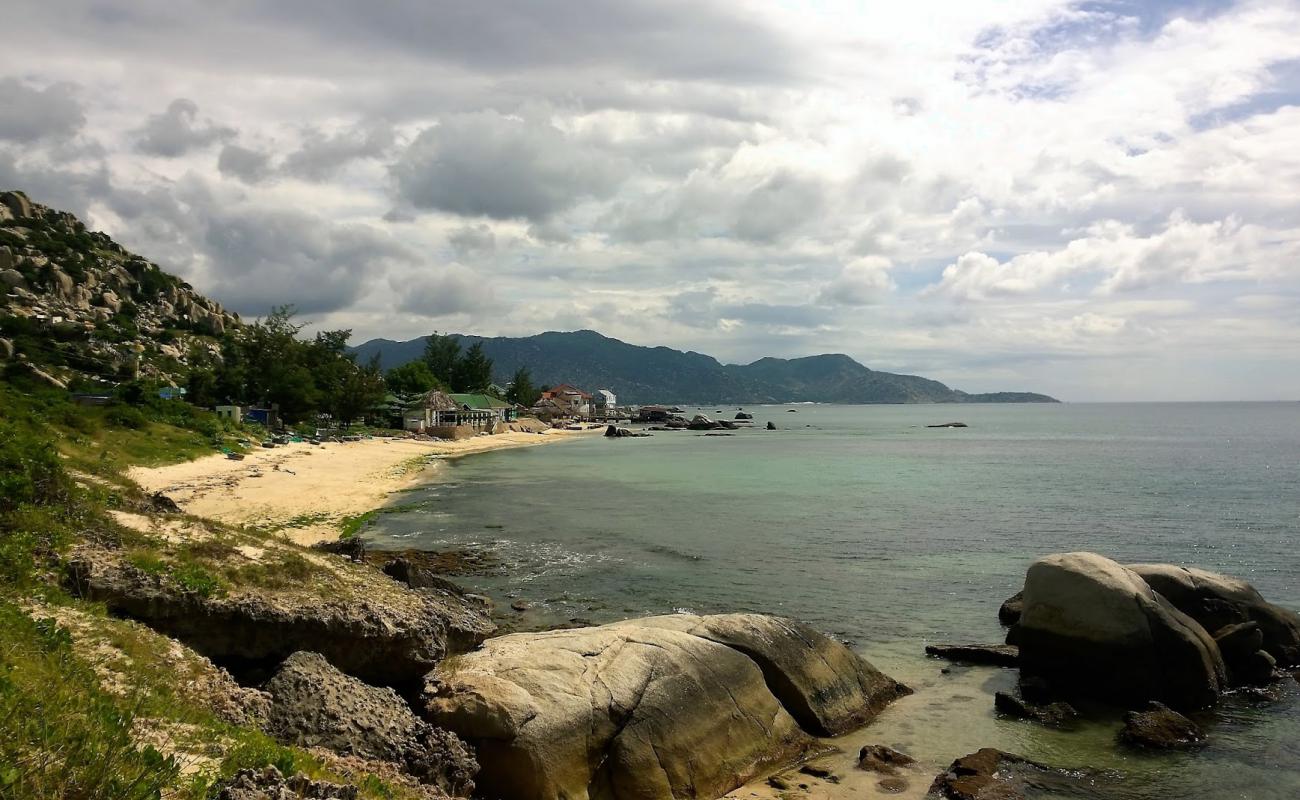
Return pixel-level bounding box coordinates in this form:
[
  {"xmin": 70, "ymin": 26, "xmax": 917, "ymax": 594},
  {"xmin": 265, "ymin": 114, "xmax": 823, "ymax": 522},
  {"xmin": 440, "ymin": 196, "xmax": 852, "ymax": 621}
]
[
  {"xmin": 353, "ymin": 329, "xmax": 1060, "ymax": 405},
  {"xmin": 0, "ymin": 189, "xmax": 239, "ymax": 389}
]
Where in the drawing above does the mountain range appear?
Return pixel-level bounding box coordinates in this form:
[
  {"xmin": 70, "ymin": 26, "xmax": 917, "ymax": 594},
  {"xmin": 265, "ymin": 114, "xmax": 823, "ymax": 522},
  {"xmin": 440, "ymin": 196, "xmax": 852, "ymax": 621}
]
[{"xmin": 352, "ymin": 330, "xmax": 1059, "ymax": 405}]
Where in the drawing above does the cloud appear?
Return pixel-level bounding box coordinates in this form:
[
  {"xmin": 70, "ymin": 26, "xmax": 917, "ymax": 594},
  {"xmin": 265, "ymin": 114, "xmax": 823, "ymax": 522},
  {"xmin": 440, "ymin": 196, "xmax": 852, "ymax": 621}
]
[
  {"xmin": 930, "ymin": 213, "xmax": 1296, "ymax": 300},
  {"xmin": 391, "ymin": 262, "xmax": 500, "ymax": 317},
  {"xmin": 200, "ymin": 207, "xmax": 411, "ymax": 315},
  {"xmin": 135, "ymin": 98, "xmax": 235, "ymax": 157},
  {"xmin": 283, "ymin": 122, "xmax": 394, "ymax": 181},
  {"xmin": 0, "ymin": 78, "xmax": 85, "ymax": 142},
  {"xmin": 391, "ymin": 111, "xmax": 628, "ymax": 221},
  {"xmin": 217, "ymin": 144, "xmax": 272, "ymax": 183},
  {"xmin": 818, "ymin": 257, "xmax": 895, "ymax": 306}
]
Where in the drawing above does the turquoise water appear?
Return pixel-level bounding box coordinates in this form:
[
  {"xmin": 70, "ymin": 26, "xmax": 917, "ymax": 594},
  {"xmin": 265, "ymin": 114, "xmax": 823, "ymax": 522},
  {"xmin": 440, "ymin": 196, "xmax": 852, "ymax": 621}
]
[{"xmin": 366, "ymin": 403, "xmax": 1300, "ymax": 798}]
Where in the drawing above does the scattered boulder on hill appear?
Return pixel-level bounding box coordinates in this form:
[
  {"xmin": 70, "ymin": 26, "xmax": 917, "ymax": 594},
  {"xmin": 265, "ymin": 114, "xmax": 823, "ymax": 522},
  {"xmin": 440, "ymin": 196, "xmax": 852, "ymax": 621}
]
[
  {"xmin": 66, "ymin": 547, "xmax": 494, "ymax": 686},
  {"xmin": 1015, "ymin": 552, "xmax": 1227, "ymax": 709},
  {"xmin": 0, "ymin": 337, "xmax": 12, "ymax": 360},
  {"xmin": 264, "ymin": 652, "xmax": 477, "ymax": 795},
  {"xmin": 422, "ymin": 613, "xmax": 908, "ymax": 800},
  {"xmin": 1129, "ymin": 563, "xmax": 1300, "ymax": 667},
  {"xmin": 1118, "ymin": 702, "xmax": 1206, "ymax": 750}
]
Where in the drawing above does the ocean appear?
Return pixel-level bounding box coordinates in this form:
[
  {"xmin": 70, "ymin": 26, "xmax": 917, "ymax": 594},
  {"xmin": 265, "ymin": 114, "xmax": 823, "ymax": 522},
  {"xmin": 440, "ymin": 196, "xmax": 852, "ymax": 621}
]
[{"xmin": 365, "ymin": 402, "xmax": 1300, "ymax": 799}]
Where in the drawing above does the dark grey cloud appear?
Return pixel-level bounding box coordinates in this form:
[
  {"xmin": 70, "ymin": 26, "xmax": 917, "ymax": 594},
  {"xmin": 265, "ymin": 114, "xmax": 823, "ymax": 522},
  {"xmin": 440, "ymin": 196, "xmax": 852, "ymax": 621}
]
[
  {"xmin": 135, "ymin": 98, "xmax": 235, "ymax": 157},
  {"xmin": 201, "ymin": 207, "xmax": 411, "ymax": 315},
  {"xmin": 217, "ymin": 144, "xmax": 272, "ymax": 184},
  {"xmin": 0, "ymin": 78, "xmax": 85, "ymax": 142},
  {"xmin": 391, "ymin": 111, "xmax": 627, "ymax": 221},
  {"xmin": 392, "ymin": 263, "xmax": 500, "ymax": 317},
  {"xmin": 733, "ymin": 171, "xmax": 828, "ymax": 243},
  {"xmin": 283, "ymin": 123, "xmax": 394, "ymax": 181},
  {"xmin": 448, "ymin": 224, "xmax": 497, "ymax": 260}
]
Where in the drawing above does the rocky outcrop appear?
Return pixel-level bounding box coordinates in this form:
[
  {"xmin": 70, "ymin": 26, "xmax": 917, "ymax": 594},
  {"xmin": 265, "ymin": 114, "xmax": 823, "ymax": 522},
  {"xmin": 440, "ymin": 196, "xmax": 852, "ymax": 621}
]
[
  {"xmin": 264, "ymin": 652, "xmax": 477, "ymax": 795},
  {"xmin": 1129, "ymin": 563, "xmax": 1300, "ymax": 667},
  {"xmin": 0, "ymin": 337, "xmax": 12, "ymax": 360},
  {"xmin": 66, "ymin": 547, "xmax": 494, "ymax": 686},
  {"xmin": 1117, "ymin": 702, "xmax": 1205, "ymax": 749},
  {"xmin": 212, "ymin": 766, "xmax": 359, "ymax": 800},
  {"xmin": 0, "ymin": 189, "xmax": 240, "ymax": 385},
  {"xmin": 925, "ymin": 643, "xmax": 1019, "ymax": 667},
  {"xmin": 1016, "ymin": 552, "xmax": 1226, "ymax": 709},
  {"xmin": 422, "ymin": 613, "xmax": 907, "ymax": 800}
]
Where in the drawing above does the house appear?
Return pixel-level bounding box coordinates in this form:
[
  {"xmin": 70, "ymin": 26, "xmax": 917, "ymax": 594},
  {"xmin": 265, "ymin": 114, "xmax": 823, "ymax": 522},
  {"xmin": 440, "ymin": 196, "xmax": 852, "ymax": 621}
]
[
  {"xmin": 540, "ymin": 384, "xmax": 592, "ymax": 417},
  {"xmin": 448, "ymin": 393, "xmax": 518, "ymax": 428},
  {"xmin": 401, "ymin": 390, "xmax": 460, "ymax": 432},
  {"xmin": 214, "ymin": 405, "xmax": 242, "ymax": 423},
  {"xmin": 593, "ymin": 389, "xmax": 617, "ymax": 413}
]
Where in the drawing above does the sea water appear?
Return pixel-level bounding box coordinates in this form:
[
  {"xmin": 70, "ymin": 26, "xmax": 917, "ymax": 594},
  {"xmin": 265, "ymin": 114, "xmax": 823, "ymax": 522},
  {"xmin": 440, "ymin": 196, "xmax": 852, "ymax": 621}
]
[{"xmin": 366, "ymin": 403, "xmax": 1300, "ymax": 799}]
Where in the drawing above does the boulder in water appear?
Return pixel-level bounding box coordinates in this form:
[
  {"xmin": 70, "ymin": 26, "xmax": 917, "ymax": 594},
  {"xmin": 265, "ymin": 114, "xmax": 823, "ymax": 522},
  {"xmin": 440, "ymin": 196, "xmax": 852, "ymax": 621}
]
[
  {"xmin": 858, "ymin": 744, "xmax": 915, "ymax": 775},
  {"xmin": 1129, "ymin": 562, "xmax": 1300, "ymax": 667},
  {"xmin": 998, "ymin": 591, "xmax": 1023, "ymax": 626},
  {"xmin": 1016, "ymin": 552, "xmax": 1226, "ymax": 709},
  {"xmin": 1117, "ymin": 701, "xmax": 1206, "ymax": 750}
]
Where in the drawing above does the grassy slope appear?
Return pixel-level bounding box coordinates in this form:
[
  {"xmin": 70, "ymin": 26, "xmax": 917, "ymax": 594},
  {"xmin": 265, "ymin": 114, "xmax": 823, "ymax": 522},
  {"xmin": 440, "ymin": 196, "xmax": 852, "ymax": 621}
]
[{"xmin": 0, "ymin": 377, "xmax": 424, "ymax": 799}]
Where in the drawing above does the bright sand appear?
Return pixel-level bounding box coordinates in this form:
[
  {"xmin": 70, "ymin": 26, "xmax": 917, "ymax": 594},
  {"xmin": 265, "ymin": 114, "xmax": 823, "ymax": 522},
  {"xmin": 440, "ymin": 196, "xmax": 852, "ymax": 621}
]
[{"xmin": 129, "ymin": 429, "xmax": 593, "ymax": 546}]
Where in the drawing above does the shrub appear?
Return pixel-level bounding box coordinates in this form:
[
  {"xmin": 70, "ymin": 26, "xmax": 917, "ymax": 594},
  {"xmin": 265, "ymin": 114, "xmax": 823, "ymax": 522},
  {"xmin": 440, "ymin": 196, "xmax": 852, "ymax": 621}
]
[
  {"xmin": 0, "ymin": 418, "xmax": 73, "ymax": 515},
  {"xmin": 105, "ymin": 404, "xmax": 149, "ymax": 430},
  {"xmin": 0, "ymin": 601, "xmax": 181, "ymax": 799}
]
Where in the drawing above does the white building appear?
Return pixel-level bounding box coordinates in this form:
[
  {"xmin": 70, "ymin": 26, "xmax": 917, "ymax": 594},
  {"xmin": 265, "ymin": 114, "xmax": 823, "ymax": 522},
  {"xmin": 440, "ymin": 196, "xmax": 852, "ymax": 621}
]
[{"xmin": 593, "ymin": 389, "xmax": 617, "ymax": 411}]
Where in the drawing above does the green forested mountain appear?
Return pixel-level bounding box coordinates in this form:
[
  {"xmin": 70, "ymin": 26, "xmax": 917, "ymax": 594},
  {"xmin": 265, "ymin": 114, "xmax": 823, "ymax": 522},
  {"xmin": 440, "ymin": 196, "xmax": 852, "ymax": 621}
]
[{"xmin": 351, "ymin": 330, "xmax": 1059, "ymax": 405}]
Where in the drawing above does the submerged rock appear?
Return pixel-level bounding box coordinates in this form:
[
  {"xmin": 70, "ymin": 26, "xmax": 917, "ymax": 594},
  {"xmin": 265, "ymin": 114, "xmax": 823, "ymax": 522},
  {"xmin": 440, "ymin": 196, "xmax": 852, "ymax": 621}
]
[
  {"xmin": 1016, "ymin": 552, "xmax": 1226, "ymax": 709},
  {"xmin": 1118, "ymin": 701, "xmax": 1206, "ymax": 750},
  {"xmin": 422, "ymin": 613, "xmax": 908, "ymax": 800},
  {"xmin": 925, "ymin": 643, "xmax": 1019, "ymax": 667},
  {"xmin": 993, "ymin": 691, "xmax": 1079, "ymax": 727},
  {"xmin": 67, "ymin": 547, "xmax": 494, "ymax": 686},
  {"xmin": 929, "ymin": 748, "xmax": 1097, "ymax": 800},
  {"xmin": 858, "ymin": 744, "xmax": 915, "ymax": 775},
  {"xmin": 264, "ymin": 652, "xmax": 476, "ymax": 795},
  {"xmin": 1129, "ymin": 563, "xmax": 1300, "ymax": 667}
]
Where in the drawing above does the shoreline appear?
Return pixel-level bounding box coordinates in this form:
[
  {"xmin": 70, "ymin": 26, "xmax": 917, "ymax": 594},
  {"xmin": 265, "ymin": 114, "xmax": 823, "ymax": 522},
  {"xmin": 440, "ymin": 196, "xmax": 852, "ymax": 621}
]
[{"xmin": 130, "ymin": 427, "xmax": 598, "ymax": 546}]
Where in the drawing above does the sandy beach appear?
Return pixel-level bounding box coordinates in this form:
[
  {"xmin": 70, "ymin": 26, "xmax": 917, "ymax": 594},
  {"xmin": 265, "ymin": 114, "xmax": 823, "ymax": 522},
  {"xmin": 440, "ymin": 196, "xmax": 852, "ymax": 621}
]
[{"xmin": 130, "ymin": 428, "xmax": 593, "ymax": 546}]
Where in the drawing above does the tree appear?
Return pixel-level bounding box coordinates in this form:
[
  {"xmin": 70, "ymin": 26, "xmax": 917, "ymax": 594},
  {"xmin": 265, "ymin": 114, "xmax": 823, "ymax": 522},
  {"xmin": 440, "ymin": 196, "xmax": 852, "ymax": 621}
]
[
  {"xmin": 450, "ymin": 342, "xmax": 493, "ymax": 392},
  {"xmin": 334, "ymin": 355, "xmax": 387, "ymax": 426},
  {"xmin": 506, "ymin": 367, "xmax": 540, "ymax": 407},
  {"xmin": 422, "ymin": 333, "xmax": 460, "ymax": 386},
  {"xmin": 386, "ymin": 361, "xmax": 439, "ymax": 395}
]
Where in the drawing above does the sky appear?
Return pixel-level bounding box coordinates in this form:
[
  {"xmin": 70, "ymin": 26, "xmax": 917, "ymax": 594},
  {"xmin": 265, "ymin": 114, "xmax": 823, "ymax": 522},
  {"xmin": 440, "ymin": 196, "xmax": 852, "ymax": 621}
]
[{"xmin": 2, "ymin": 1, "xmax": 1299, "ymax": 401}]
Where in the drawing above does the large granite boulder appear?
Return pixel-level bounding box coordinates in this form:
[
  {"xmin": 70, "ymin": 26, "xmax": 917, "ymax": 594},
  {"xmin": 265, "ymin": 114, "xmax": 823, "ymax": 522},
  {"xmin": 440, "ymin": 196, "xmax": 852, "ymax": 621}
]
[
  {"xmin": 264, "ymin": 652, "xmax": 476, "ymax": 795},
  {"xmin": 1129, "ymin": 563, "xmax": 1300, "ymax": 667},
  {"xmin": 636, "ymin": 614, "xmax": 910, "ymax": 735},
  {"xmin": 66, "ymin": 547, "xmax": 494, "ymax": 686},
  {"xmin": 422, "ymin": 613, "xmax": 907, "ymax": 800},
  {"xmin": 1016, "ymin": 552, "xmax": 1226, "ymax": 709}
]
